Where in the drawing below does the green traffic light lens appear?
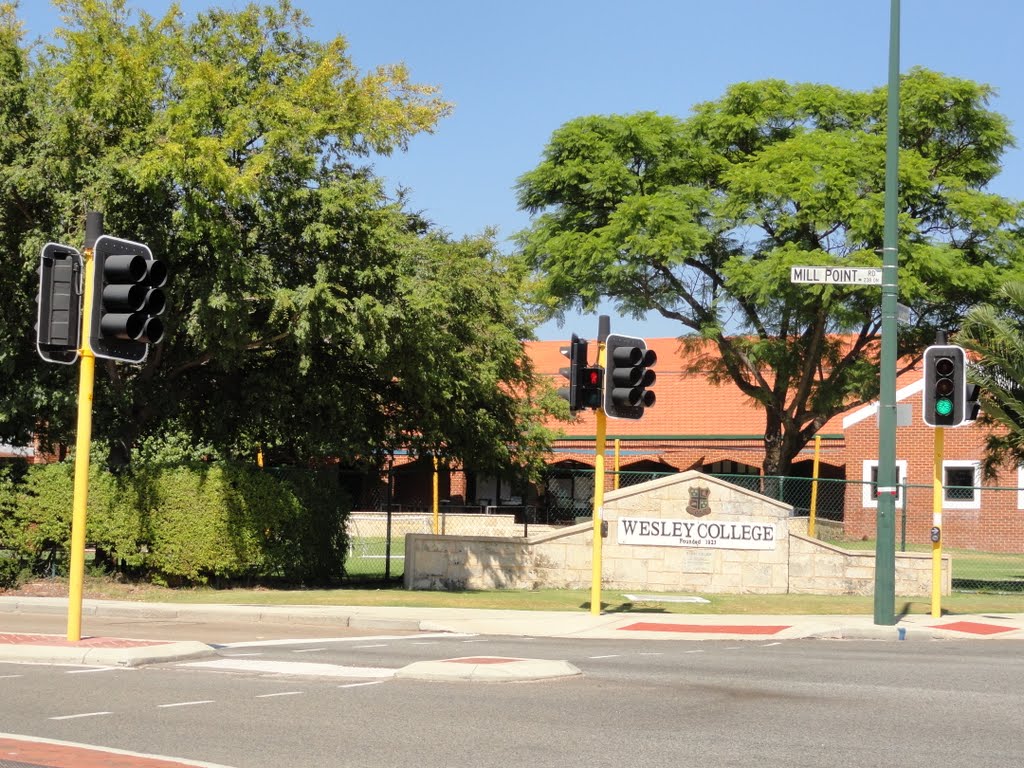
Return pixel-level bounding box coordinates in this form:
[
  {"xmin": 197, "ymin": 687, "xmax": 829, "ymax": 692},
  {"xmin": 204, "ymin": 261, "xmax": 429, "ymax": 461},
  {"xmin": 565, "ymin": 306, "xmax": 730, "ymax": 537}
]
[{"xmin": 935, "ymin": 398, "xmax": 953, "ymax": 416}]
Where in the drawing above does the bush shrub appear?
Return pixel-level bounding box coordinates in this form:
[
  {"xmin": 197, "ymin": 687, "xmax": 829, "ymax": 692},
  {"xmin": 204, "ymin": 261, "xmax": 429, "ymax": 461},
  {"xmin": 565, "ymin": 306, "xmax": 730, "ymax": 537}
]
[{"xmin": 1, "ymin": 459, "xmax": 349, "ymax": 586}]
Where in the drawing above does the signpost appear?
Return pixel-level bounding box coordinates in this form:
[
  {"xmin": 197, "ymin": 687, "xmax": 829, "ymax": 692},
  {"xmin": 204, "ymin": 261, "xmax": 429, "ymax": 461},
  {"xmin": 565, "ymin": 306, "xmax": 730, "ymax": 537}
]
[{"xmin": 789, "ymin": 266, "xmax": 882, "ymax": 285}]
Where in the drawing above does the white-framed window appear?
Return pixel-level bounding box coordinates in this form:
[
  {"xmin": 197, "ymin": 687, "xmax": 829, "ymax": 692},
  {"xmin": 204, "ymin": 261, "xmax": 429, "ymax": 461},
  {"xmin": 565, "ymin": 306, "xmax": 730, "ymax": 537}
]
[
  {"xmin": 862, "ymin": 460, "xmax": 907, "ymax": 508},
  {"xmin": 1018, "ymin": 466, "xmax": 1024, "ymax": 510},
  {"xmin": 942, "ymin": 461, "xmax": 980, "ymax": 509}
]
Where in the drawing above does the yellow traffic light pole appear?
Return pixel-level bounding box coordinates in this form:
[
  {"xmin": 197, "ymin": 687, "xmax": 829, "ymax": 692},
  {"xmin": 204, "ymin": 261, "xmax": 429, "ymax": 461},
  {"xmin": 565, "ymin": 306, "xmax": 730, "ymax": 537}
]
[
  {"xmin": 66, "ymin": 241, "xmax": 97, "ymax": 642},
  {"xmin": 931, "ymin": 426, "xmax": 944, "ymax": 618},
  {"xmin": 590, "ymin": 337, "xmax": 607, "ymax": 616}
]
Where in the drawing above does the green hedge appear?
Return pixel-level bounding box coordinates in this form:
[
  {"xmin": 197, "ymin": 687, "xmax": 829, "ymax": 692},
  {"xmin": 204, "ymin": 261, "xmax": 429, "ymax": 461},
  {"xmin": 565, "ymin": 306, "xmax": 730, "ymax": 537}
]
[{"xmin": 0, "ymin": 460, "xmax": 348, "ymax": 585}]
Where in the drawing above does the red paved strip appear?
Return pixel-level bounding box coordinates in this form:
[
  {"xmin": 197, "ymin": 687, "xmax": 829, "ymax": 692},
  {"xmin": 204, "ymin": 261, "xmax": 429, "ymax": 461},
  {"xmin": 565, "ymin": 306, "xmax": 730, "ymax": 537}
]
[
  {"xmin": 620, "ymin": 622, "xmax": 790, "ymax": 635},
  {"xmin": 0, "ymin": 634, "xmax": 165, "ymax": 648},
  {"xmin": 930, "ymin": 621, "xmax": 1017, "ymax": 636},
  {"xmin": 0, "ymin": 737, "xmax": 218, "ymax": 768},
  {"xmin": 444, "ymin": 657, "xmax": 525, "ymax": 664}
]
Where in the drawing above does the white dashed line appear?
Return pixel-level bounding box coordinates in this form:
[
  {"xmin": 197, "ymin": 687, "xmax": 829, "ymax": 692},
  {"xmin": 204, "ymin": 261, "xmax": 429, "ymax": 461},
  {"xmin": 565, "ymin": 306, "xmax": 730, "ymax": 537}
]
[
  {"xmin": 256, "ymin": 691, "xmax": 303, "ymax": 698},
  {"xmin": 351, "ymin": 644, "xmax": 388, "ymax": 649},
  {"xmin": 50, "ymin": 711, "xmax": 112, "ymax": 721},
  {"xmin": 222, "ymin": 633, "xmax": 473, "ymax": 649},
  {"xmin": 761, "ymin": 642, "xmax": 783, "ymax": 647},
  {"xmin": 157, "ymin": 700, "xmax": 214, "ymax": 709},
  {"xmin": 65, "ymin": 667, "xmax": 120, "ymax": 674},
  {"xmin": 0, "ymin": 674, "xmax": 24, "ymax": 679},
  {"xmin": 181, "ymin": 659, "xmax": 396, "ymax": 678},
  {"xmin": 291, "ymin": 648, "xmax": 327, "ymax": 653},
  {"xmin": 338, "ymin": 681, "xmax": 385, "ymax": 689},
  {"xmin": 588, "ymin": 655, "xmax": 620, "ymax": 659}
]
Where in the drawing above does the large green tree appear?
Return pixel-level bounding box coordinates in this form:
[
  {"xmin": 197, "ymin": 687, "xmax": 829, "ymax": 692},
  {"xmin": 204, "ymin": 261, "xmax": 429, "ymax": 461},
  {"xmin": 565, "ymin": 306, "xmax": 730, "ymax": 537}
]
[
  {"xmin": 1, "ymin": 0, "xmax": 558, "ymax": 475},
  {"xmin": 517, "ymin": 70, "xmax": 1024, "ymax": 476},
  {"xmin": 959, "ymin": 281, "xmax": 1024, "ymax": 475}
]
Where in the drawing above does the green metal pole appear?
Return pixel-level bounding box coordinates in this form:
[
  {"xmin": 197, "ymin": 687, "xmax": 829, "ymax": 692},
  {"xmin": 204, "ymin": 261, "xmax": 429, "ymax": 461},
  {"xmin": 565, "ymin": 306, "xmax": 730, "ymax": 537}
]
[{"xmin": 874, "ymin": 0, "xmax": 900, "ymax": 625}]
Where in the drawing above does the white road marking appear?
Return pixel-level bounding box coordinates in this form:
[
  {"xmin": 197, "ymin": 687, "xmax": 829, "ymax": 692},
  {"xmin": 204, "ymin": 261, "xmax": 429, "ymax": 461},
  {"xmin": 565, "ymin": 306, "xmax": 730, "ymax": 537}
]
[
  {"xmin": 222, "ymin": 652, "xmax": 263, "ymax": 657},
  {"xmin": 638, "ymin": 652, "xmax": 663, "ymax": 656},
  {"xmin": 256, "ymin": 691, "xmax": 303, "ymax": 698},
  {"xmin": 222, "ymin": 632, "xmax": 473, "ymax": 649},
  {"xmin": 0, "ymin": 674, "xmax": 24, "ymax": 678},
  {"xmin": 65, "ymin": 667, "xmax": 120, "ymax": 674},
  {"xmin": 338, "ymin": 681, "xmax": 385, "ymax": 689},
  {"xmin": 588, "ymin": 655, "xmax": 620, "ymax": 659},
  {"xmin": 50, "ymin": 711, "xmax": 112, "ymax": 720},
  {"xmin": 181, "ymin": 659, "xmax": 396, "ymax": 678},
  {"xmin": 685, "ymin": 650, "xmax": 705, "ymax": 654},
  {"xmin": 352, "ymin": 644, "xmax": 387, "ymax": 649},
  {"xmin": 157, "ymin": 700, "xmax": 214, "ymax": 708},
  {"xmin": 291, "ymin": 648, "xmax": 327, "ymax": 653},
  {"xmin": 761, "ymin": 642, "xmax": 783, "ymax": 647}
]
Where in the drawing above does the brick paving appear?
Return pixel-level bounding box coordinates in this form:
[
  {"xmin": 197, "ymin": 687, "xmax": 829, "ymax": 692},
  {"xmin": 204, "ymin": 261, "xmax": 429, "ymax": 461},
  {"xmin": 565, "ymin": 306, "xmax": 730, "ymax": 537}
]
[
  {"xmin": 0, "ymin": 634, "xmax": 166, "ymax": 648},
  {"xmin": 0, "ymin": 737, "xmax": 228, "ymax": 768}
]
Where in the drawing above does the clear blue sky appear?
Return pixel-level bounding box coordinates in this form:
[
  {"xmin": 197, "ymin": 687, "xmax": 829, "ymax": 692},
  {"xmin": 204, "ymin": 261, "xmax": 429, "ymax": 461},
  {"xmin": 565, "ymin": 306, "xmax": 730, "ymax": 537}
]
[{"xmin": 17, "ymin": 1, "xmax": 1024, "ymax": 340}]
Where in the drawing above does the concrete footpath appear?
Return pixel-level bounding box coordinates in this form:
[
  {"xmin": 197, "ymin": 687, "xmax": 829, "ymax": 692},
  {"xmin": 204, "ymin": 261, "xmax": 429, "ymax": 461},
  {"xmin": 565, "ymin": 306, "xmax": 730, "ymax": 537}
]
[{"xmin": 1, "ymin": 595, "xmax": 1022, "ymax": 671}]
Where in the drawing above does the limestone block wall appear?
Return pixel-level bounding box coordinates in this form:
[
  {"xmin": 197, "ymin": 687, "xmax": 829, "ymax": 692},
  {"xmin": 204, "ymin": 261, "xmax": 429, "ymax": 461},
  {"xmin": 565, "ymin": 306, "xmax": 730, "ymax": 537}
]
[
  {"xmin": 788, "ymin": 534, "xmax": 951, "ymax": 596},
  {"xmin": 402, "ymin": 472, "xmax": 952, "ymax": 596},
  {"xmin": 598, "ymin": 472, "xmax": 792, "ymax": 594},
  {"xmin": 404, "ymin": 523, "xmax": 595, "ymax": 591}
]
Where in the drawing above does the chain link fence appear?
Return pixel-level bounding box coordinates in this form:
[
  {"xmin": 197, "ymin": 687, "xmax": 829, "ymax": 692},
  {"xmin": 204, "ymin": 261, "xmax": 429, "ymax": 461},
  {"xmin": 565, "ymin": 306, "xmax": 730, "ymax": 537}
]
[{"xmin": 345, "ymin": 467, "xmax": 1024, "ymax": 595}]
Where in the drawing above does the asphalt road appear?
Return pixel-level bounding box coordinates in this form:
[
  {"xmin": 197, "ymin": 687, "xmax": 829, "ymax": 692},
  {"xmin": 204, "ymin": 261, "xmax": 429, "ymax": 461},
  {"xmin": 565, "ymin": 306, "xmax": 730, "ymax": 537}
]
[{"xmin": 2, "ymin": 627, "xmax": 1022, "ymax": 768}]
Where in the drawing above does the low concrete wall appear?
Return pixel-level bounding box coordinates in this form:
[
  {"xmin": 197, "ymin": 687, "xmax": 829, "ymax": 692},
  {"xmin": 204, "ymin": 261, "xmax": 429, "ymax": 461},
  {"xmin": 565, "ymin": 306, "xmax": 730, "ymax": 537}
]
[{"xmin": 403, "ymin": 471, "xmax": 952, "ymax": 596}]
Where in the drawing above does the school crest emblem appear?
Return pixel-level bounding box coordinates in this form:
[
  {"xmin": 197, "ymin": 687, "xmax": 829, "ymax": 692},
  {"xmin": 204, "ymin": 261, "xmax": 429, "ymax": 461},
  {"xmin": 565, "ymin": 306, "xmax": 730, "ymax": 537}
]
[{"xmin": 686, "ymin": 486, "xmax": 711, "ymax": 517}]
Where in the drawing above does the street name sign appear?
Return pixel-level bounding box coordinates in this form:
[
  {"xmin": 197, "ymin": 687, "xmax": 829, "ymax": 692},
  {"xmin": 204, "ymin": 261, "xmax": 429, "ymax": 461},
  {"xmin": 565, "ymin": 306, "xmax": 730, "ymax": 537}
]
[{"xmin": 790, "ymin": 266, "xmax": 882, "ymax": 285}]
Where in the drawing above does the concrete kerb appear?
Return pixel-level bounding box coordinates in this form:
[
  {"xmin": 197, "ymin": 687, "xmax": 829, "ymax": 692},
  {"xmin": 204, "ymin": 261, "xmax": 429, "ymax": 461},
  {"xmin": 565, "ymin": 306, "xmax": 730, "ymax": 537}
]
[
  {"xmin": 0, "ymin": 641, "xmax": 216, "ymax": 667},
  {"xmin": 394, "ymin": 658, "xmax": 581, "ymax": 682}
]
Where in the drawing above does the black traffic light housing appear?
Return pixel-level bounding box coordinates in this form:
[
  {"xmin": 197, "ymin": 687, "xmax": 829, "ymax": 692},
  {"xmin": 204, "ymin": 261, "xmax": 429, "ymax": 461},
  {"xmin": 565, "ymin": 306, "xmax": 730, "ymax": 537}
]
[
  {"xmin": 88, "ymin": 235, "xmax": 166, "ymax": 363},
  {"xmin": 604, "ymin": 333, "xmax": 656, "ymax": 420},
  {"xmin": 558, "ymin": 334, "xmax": 589, "ymax": 411},
  {"xmin": 579, "ymin": 366, "xmax": 603, "ymax": 409},
  {"xmin": 36, "ymin": 243, "xmax": 83, "ymax": 365},
  {"xmin": 922, "ymin": 344, "xmax": 967, "ymax": 427}
]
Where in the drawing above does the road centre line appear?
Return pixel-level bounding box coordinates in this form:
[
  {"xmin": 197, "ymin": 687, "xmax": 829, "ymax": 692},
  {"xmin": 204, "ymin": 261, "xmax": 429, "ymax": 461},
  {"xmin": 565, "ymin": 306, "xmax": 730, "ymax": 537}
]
[
  {"xmin": 65, "ymin": 667, "xmax": 120, "ymax": 674},
  {"xmin": 291, "ymin": 648, "xmax": 327, "ymax": 653},
  {"xmin": 222, "ymin": 632, "xmax": 474, "ymax": 649},
  {"xmin": 352, "ymin": 644, "xmax": 388, "ymax": 649},
  {"xmin": 0, "ymin": 674, "xmax": 24, "ymax": 678},
  {"xmin": 181, "ymin": 659, "xmax": 396, "ymax": 678},
  {"xmin": 158, "ymin": 700, "xmax": 215, "ymax": 708},
  {"xmin": 256, "ymin": 691, "xmax": 303, "ymax": 698},
  {"xmin": 588, "ymin": 655, "xmax": 620, "ymax": 659},
  {"xmin": 49, "ymin": 711, "xmax": 112, "ymax": 721},
  {"xmin": 338, "ymin": 681, "xmax": 385, "ymax": 689}
]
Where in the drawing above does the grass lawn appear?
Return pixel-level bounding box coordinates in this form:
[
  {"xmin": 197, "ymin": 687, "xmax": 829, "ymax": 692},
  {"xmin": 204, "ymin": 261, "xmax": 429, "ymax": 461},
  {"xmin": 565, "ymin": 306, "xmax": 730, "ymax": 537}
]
[{"xmin": 11, "ymin": 574, "xmax": 1021, "ymax": 616}]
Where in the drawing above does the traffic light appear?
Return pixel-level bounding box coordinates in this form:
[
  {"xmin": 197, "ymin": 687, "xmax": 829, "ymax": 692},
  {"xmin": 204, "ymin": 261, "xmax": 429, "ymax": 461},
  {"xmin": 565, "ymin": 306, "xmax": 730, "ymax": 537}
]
[
  {"xmin": 965, "ymin": 384, "xmax": 981, "ymax": 423},
  {"xmin": 604, "ymin": 333, "xmax": 656, "ymax": 420},
  {"xmin": 922, "ymin": 344, "xmax": 967, "ymax": 427},
  {"xmin": 36, "ymin": 243, "xmax": 83, "ymax": 365},
  {"xmin": 579, "ymin": 365, "xmax": 603, "ymax": 409},
  {"xmin": 88, "ymin": 235, "xmax": 166, "ymax": 363},
  {"xmin": 558, "ymin": 334, "xmax": 589, "ymax": 411}
]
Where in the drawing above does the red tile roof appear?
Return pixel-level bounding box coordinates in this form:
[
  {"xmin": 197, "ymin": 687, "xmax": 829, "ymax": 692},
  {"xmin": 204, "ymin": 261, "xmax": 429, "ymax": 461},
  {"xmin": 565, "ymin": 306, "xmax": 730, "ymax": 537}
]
[{"xmin": 526, "ymin": 338, "xmax": 850, "ymax": 438}]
